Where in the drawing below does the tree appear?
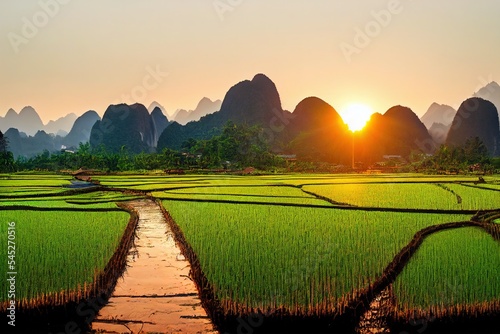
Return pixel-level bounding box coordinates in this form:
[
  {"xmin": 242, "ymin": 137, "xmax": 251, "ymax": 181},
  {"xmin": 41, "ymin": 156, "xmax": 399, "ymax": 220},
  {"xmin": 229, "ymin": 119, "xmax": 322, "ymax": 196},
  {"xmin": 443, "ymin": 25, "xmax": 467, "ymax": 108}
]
[
  {"xmin": 0, "ymin": 131, "xmax": 16, "ymax": 172},
  {"xmin": 0, "ymin": 131, "xmax": 7, "ymax": 153},
  {"xmin": 187, "ymin": 122, "xmax": 279, "ymax": 169},
  {"xmin": 420, "ymin": 137, "xmax": 491, "ymax": 173},
  {"xmin": 463, "ymin": 137, "xmax": 489, "ymax": 164}
]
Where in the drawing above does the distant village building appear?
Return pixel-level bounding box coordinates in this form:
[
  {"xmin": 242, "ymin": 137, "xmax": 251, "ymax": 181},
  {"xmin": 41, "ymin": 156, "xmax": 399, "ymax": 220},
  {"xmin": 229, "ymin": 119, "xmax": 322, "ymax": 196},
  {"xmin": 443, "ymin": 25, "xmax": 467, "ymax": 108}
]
[
  {"xmin": 72, "ymin": 168, "xmax": 99, "ymax": 183},
  {"xmin": 277, "ymin": 154, "xmax": 297, "ymax": 161},
  {"xmin": 382, "ymin": 155, "xmax": 402, "ymax": 160}
]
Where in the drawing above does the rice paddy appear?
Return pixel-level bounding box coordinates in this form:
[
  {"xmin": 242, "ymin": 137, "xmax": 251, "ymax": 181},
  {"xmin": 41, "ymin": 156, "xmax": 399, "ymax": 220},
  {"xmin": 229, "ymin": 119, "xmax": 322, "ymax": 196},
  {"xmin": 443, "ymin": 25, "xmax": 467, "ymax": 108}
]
[{"xmin": 0, "ymin": 172, "xmax": 498, "ymax": 332}]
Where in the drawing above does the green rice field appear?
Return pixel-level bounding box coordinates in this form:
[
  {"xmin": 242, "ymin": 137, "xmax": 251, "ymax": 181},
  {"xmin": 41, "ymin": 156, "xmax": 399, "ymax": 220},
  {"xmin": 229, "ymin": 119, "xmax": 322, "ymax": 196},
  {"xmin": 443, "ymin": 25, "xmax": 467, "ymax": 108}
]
[{"xmin": 0, "ymin": 172, "xmax": 499, "ymax": 331}]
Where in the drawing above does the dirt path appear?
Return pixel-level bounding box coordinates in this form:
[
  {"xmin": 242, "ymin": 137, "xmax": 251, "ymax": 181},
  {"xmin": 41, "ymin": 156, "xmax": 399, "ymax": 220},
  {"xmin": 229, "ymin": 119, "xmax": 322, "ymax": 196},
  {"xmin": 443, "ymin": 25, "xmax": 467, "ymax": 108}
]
[
  {"xmin": 92, "ymin": 199, "xmax": 216, "ymax": 334},
  {"xmin": 356, "ymin": 286, "xmax": 393, "ymax": 334}
]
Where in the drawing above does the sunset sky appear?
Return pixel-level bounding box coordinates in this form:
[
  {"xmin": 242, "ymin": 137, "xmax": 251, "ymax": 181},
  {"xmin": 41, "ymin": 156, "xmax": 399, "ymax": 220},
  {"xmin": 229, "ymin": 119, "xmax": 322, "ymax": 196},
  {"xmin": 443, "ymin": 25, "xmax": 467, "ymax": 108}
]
[{"xmin": 1, "ymin": 0, "xmax": 499, "ymax": 123}]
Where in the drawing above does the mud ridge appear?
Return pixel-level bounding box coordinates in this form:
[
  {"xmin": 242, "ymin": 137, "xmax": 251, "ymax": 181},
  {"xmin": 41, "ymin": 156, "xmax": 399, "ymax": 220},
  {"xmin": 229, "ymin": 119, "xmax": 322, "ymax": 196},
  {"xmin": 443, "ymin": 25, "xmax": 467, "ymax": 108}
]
[
  {"xmin": 350, "ymin": 217, "xmax": 500, "ymax": 333},
  {"xmin": 0, "ymin": 202, "xmax": 139, "ymax": 333}
]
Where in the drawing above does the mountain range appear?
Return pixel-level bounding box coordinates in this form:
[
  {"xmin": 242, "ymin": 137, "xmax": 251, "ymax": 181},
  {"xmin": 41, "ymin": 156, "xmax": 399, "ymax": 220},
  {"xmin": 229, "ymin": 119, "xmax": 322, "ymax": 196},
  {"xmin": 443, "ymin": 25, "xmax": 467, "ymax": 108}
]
[
  {"xmin": 44, "ymin": 113, "xmax": 78, "ymax": 137},
  {"xmin": 474, "ymin": 81, "xmax": 500, "ymax": 120},
  {"xmin": 64, "ymin": 111, "xmax": 101, "ymax": 149},
  {"xmin": 158, "ymin": 74, "xmax": 439, "ymax": 163},
  {"xmin": 3, "ymin": 75, "xmax": 500, "ymax": 160},
  {"xmin": 171, "ymin": 98, "xmax": 222, "ymax": 125},
  {"xmin": 2, "ymin": 110, "xmax": 101, "ymax": 158},
  {"xmin": 0, "ymin": 107, "xmax": 44, "ymax": 136},
  {"xmin": 420, "ymin": 103, "xmax": 457, "ymax": 145},
  {"xmin": 90, "ymin": 104, "xmax": 164, "ymax": 154},
  {"xmin": 0, "ymin": 107, "xmax": 79, "ymax": 136}
]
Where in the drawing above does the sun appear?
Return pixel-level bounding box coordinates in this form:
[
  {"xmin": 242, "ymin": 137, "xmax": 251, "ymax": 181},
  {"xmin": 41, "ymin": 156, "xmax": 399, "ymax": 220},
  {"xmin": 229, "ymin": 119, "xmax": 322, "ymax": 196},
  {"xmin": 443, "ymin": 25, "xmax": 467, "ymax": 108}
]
[{"xmin": 340, "ymin": 103, "xmax": 374, "ymax": 132}]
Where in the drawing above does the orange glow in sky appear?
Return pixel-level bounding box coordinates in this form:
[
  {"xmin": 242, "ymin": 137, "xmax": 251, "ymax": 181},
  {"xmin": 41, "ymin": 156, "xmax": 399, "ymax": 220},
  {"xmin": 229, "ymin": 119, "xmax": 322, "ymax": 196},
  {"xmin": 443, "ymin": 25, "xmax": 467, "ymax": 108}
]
[
  {"xmin": 340, "ymin": 103, "xmax": 374, "ymax": 132},
  {"xmin": 1, "ymin": 2, "xmax": 500, "ymax": 122}
]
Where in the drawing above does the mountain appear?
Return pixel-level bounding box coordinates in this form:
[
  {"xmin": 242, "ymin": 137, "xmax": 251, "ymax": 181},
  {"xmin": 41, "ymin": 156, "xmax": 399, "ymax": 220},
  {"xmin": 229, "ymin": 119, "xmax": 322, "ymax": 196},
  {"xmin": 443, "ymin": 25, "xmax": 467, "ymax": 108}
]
[
  {"xmin": 90, "ymin": 104, "xmax": 157, "ymax": 153},
  {"xmin": 218, "ymin": 74, "xmax": 284, "ymax": 123},
  {"xmin": 173, "ymin": 98, "xmax": 222, "ymax": 125},
  {"xmin": 420, "ymin": 103, "xmax": 456, "ymax": 129},
  {"xmin": 473, "ymin": 81, "xmax": 500, "ymax": 128},
  {"xmin": 158, "ymin": 74, "xmax": 290, "ymax": 151},
  {"xmin": 151, "ymin": 107, "xmax": 170, "ymax": 145},
  {"xmin": 358, "ymin": 106, "xmax": 435, "ymax": 162},
  {"xmin": 4, "ymin": 128, "xmax": 23, "ymax": 157},
  {"xmin": 446, "ymin": 97, "xmax": 500, "ymax": 156},
  {"xmin": 428, "ymin": 122, "xmax": 451, "ymax": 145},
  {"xmin": 3, "ymin": 109, "xmax": 18, "ymax": 127},
  {"xmin": 287, "ymin": 97, "xmax": 350, "ymax": 161},
  {"xmin": 44, "ymin": 113, "xmax": 78, "ymax": 135},
  {"xmin": 1, "ymin": 107, "xmax": 80, "ymax": 137},
  {"xmin": 289, "ymin": 97, "xmax": 344, "ymax": 133},
  {"xmin": 4, "ymin": 128, "xmax": 63, "ymax": 158},
  {"xmin": 0, "ymin": 106, "xmax": 44, "ymax": 136},
  {"xmin": 148, "ymin": 101, "xmax": 168, "ymax": 116},
  {"xmin": 171, "ymin": 109, "xmax": 189, "ymax": 124},
  {"xmin": 63, "ymin": 110, "xmax": 101, "ymax": 149}
]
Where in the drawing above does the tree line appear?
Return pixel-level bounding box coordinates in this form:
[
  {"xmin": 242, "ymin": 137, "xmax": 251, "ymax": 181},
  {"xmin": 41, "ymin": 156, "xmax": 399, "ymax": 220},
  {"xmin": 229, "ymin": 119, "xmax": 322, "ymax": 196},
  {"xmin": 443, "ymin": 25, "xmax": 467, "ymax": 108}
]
[
  {"xmin": 0, "ymin": 123, "xmax": 284, "ymax": 172},
  {"xmin": 0, "ymin": 126, "xmax": 498, "ymax": 173}
]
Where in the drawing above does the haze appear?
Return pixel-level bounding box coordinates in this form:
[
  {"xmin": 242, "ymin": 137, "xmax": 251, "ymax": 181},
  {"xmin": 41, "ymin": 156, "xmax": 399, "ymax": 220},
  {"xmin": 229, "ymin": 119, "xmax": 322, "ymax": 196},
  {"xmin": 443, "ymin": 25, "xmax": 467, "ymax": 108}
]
[{"xmin": 1, "ymin": 0, "xmax": 499, "ymax": 123}]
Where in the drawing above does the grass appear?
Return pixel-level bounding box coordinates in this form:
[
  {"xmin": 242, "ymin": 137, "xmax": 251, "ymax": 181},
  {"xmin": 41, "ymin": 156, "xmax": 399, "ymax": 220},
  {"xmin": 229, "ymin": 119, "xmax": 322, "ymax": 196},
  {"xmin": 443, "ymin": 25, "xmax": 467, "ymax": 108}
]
[
  {"xmin": 163, "ymin": 200, "xmax": 470, "ymax": 315},
  {"xmin": 393, "ymin": 227, "xmax": 500, "ymax": 316},
  {"xmin": 303, "ymin": 183, "xmax": 460, "ymax": 209},
  {"xmin": 153, "ymin": 185, "xmax": 329, "ymax": 206},
  {"xmin": 0, "ymin": 210, "xmax": 130, "ymax": 304},
  {"xmin": 445, "ymin": 184, "xmax": 500, "ymax": 210},
  {"xmin": 0, "ymin": 171, "xmax": 497, "ymax": 325}
]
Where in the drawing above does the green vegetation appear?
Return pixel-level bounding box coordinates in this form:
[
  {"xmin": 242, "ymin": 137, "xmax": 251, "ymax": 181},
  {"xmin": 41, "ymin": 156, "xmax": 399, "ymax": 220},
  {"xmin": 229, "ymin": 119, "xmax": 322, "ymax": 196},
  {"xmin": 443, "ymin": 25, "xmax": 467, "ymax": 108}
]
[
  {"xmin": 394, "ymin": 227, "xmax": 500, "ymax": 316},
  {"xmin": 302, "ymin": 182, "xmax": 499, "ymax": 210},
  {"xmin": 303, "ymin": 183, "xmax": 459, "ymax": 209},
  {"xmin": 420, "ymin": 137, "xmax": 496, "ymax": 174},
  {"xmin": 154, "ymin": 185, "xmax": 328, "ymax": 206},
  {"xmin": 180, "ymin": 122, "xmax": 283, "ymax": 169},
  {"xmin": 0, "ymin": 174, "xmax": 139, "ymax": 310},
  {"xmin": 444, "ymin": 184, "xmax": 500, "ymax": 209},
  {"xmin": 11, "ymin": 123, "xmax": 285, "ymax": 172},
  {"xmin": 0, "ymin": 211, "xmax": 129, "ymax": 303},
  {"xmin": 164, "ymin": 200, "xmax": 469, "ymax": 315},
  {"xmin": 0, "ymin": 171, "xmax": 498, "ymax": 328},
  {"xmin": 0, "ymin": 131, "xmax": 15, "ymax": 173}
]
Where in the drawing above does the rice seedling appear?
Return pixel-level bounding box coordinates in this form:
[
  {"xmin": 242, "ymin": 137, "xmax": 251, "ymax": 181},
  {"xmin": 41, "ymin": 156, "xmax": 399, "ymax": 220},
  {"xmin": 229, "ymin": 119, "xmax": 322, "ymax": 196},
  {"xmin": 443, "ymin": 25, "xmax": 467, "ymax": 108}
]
[
  {"xmin": 393, "ymin": 227, "xmax": 500, "ymax": 319},
  {"xmin": 0, "ymin": 210, "xmax": 130, "ymax": 308},
  {"xmin": 163, "ymin": 200, "xmax": 469, "ymax": 316},
  {"xmin": 303, "ymin": 183, "xmax": 467, "ymax": 210}
]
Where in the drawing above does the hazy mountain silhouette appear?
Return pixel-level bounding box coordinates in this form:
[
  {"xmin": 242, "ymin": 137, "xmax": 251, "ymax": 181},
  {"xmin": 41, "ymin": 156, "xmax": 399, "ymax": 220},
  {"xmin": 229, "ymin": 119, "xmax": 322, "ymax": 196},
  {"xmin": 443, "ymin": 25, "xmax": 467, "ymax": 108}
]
[
  {"xmin": 446, "ymin": 97, "xmax": 500, "ymax": 156},
  {"xmin": 473, "ymin": 81, "xmax": 500, "ymax": 129},
  {"xmin": 4, "ymin": 128, "xmax": 24, "ymax": 158},
  {"xmin": 0, "ymin": 106, "xmax": 44, "ymax": 136},
  {"xmin": 420, "ymin": 103, "xmax": 456, "ymax": 129},
  {"xmin": 173, "ymin": 97, "xmax": 222, "ymax": 125},
  {"xmin": 151, "ymin": 107, "xmax": 170, "ymax": 145},
  {"xmin": 158, "ymin": 74, "xmax": 290, "ymax": 150},
  {"xmin": 358, "ymin": 106, "xmax": 435, "ymax": 162},
  {"xmin": 90, "ymin": 104, "xmax": 157, "ymax": 153},
  {"xmin": 428, "ymin": 122, "xmax": 451, "ymax": 145},
  {"xmin": 287, "ymin": 97, "xmax": 350, "ymax": 161},
  {"xmin": 148, "ymin": 101, "xmax": 168, "ymax": 116},
  {"xmin": 63, "ymin": 110, "xmax": 101, "ymax": 149},
  {"xmin": 5, "ymin": 128, "xmax": 63, "ymax": 158},
  {"xmin": 45, "ymin": 113, "xmax": 78, "ymax": 135},
  {"xmin": 171, "ymin": 109, "xmax": 188, "ymax": 123}
]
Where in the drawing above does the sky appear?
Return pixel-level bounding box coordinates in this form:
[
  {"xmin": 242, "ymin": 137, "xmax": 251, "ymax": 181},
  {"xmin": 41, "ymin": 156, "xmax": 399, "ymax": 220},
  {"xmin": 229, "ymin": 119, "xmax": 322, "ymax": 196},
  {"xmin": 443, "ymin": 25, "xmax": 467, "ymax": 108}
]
[{"xmin": 1, "ymin": 0, "xmax": 499, "ymax": 124}]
